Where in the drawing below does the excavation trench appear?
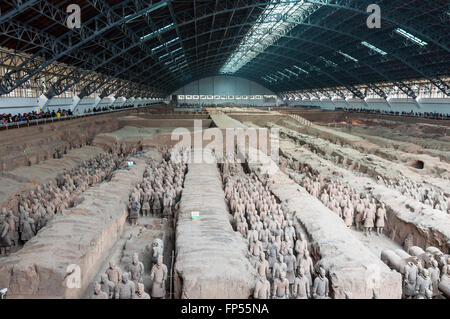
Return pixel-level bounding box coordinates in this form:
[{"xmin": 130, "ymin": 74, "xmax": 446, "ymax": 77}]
[
  {"xmin": 173, "ymin": 149, "xmax": 257, "ymax": 299},
  {"xmin": 0, "ymin": 150, "xmax": 153, "ymax": 298}
]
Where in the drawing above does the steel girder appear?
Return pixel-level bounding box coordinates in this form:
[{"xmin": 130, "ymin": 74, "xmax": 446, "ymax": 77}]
[
  {"xmin": 0, "ymin": 1, "xmax": 447, "ymax": 98},
  {"xmin": 282, "ymin": 5, "xmax": 450, "ymax": 95},
  {"xmin": 158, "ymin": 9, "xmax": 447, "ymax": 97},
  {"xmin": 163, "ymin": 17, "xmax": 444, "ymax": 97},
  {"xmin": 136, "ymin": 16, "xmax": 440, "ymax": 96},
  {"xmin": 304, "ymin": 0, "xmax": 449, "ymax": 53},
  {"xmin": 32, "ymin": 0, "xmax": 167, "ymax": 98},
  {"xmin": 0, "ymin": 1, "xmax": 41, "ymax": 25},
  {"xmin": 144, "ymin": 32, "xmax": 371, "ymax": 99},
  {"xmin": 87, "ymin": 0, "xmax": 180, "ymax": 84},
  {"xmin": 0, "ymin": 0, "xmax": 168, "ymax": 95}
]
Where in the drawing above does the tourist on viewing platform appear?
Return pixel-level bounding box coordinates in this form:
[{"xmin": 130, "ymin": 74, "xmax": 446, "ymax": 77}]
[
  {"xmin": 0, "ymin": 103, "xmax": 158, "ymax": 129},
  {"xmin": 337, "ymin": 107, "xmax": 449, "ymax": 120}
]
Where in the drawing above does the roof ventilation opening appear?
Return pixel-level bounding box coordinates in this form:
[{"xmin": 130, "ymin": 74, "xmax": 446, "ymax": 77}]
[{"xmin": 406, "ymin": 160, "xmax": 424, "ymax": 170}]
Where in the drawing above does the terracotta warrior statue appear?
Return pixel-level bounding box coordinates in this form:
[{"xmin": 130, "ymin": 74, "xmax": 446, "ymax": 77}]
[
  {"xmin": 6, "ymin": 211, "xmax": 19, "ymax": 247},
  {"xmin": 0, "ymin": 214, "xmax": 11, "ymax": 256},
  {"xmin": 362, "ymin": 204, "xmax": 375, "ymax": 236},
  {"xmin": 129, "ymin": 199, "xmax": 140, "ymax": 226},
  {"xmin": 114, "ymin": 272, "xmax": 135, "ymax": 299},
  {"xmin": 255, "ymin": 252, "xmax": 270, "ymax": 279},
  {"xmin": 152, "ymin": 194, "xmax": 161, "ymax": 217},
  {"xmin": 129, "ymin": 253, "xmax": 145, "ymax": 286},
  {"xmin": 272, "ymin": 255, "xmax": 287, "ymax": 280},
  {"xmin": 272, "ymin": 271, "xmax": 290, "ymax": 299},
  {"xmin": 100, "ymin": 274, "xmax": 115, "ymax": 299},
  {"xmin": 312, "ymin": 266, "xmax": 330, "ymax": 299},
  {"xmin": 150, "ymin": 256, "xmax": 168, "ymax": 299},
  {"xmin": 91, "ymin": 282, "xmax": 108, "ymax": 299},
  {"xmin": 20, "ymin": 212, "xmax": 36, "ymax": 243},
  {"xmin": 133, "ymin": 283, "xmax": 151, "ymax": 299},
  {"xmin": 284, "ymin": 249, "xmax": 296, "ymax": 288},
  {"xmin": 375, "ymin": 203, "xmax": 387, "ymax": 236},
  {"xmin": 106, "ymin": 261, "xmax": 123, "ymax": 285},
  {"xmin": 415, "ymin": 268, "xmax": 433, "ymax": 299},
  {"xmin": 403, "ymin": 260, "xmax": 419, "ymax": 299},
  {"xmin": 141, "ymin": 193, "xmax": 150, "ymax": 217},
  {"xmin": 253, "ymin": 274, "xmax": 271, "ymax": 299},
  {"xmin": 428, "ymin": 259, "xmax": 440, "ymax": 297},
  {"xmin": 293, "ymin": 266, "xmax": 310, "ymax": 299},
  {"xmin": 148, "ymin": 238, "xmax": 164, "ymax": 265}
]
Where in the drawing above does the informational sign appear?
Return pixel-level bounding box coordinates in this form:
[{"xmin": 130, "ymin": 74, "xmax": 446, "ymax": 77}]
[{"xmin": 191, "ymin": 211, "xmax": 200, "ymax": 220}]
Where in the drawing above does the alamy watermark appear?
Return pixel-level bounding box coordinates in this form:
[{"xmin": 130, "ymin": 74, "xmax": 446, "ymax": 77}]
[
  {"xmin": 367, "ymin": 4, "xmax": 381, "ymax": 29},
  {"xmin": 67, "ymin": 4, "xmax": 81, "ymax": 29},
  {"xmin": 169, "ymin": 120, "xmax": 280, "ymax": 166},
  {"xmin": 63, "ymin": 264, "xmax": 81, "ymax": 289}
]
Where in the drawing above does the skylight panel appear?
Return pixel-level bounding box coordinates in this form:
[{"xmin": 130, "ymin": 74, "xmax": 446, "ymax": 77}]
[
  {"xmin": 338, "ymin": 51, "xmax": 358, "ymax": 62},
  {"xmin": 219, "ymin": 0, "xmax": 319, "ymax": 74},
  {"xmin": 394, "ymin": 28, "xmax": 428, "ymax": 46},
  {"xmin": 293, "ymin": 65, "xmax": 309, "ymax": 74},
  {"xmin": 125, "ymin": 2, "xmax": 168, "ymax": 23},
  {"xmin": 165, "ymin": 37, "xmax": 180, "ymax": 46},
  {"xmin": 174, "ymin": 54, "xmax": 185, "ymax": 61},
  {"xmin": 169, "ymin": 47, "xmax": 182, "ymax": 55},
  {"xmin": 277, "ymin": 71, "xmax": 290, "ymax": 79},
  {"xmin": 152, "ymin": 44, "xmax": 164, "ymax": 53},
  {"xmin": 361, "ymin": 41, "xmax": 388, "ymax": 56},
  {"xmin": 159, "ymin": 53, "xmax": 170, "ymax": 60},
  {"xmin": 319, "ymin": 56, "xmax": 338, "ymax": 68},
  {"xmin": 151, "ymin": 37, "xmax": 180, "ymax": 54},
  {"xmin": 284, "ymin": 68, "xmax": 298, "ymax": 76},
  {"xmin": 140, "ymin": 23, "xmax": 174, "ymax": 42}
]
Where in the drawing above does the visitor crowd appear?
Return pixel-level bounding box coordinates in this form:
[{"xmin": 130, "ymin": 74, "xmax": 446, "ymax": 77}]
[
  {"xmin": 337, "ymin": 107, "xmax": 450, "ymax": 120},
  {"xmin": 0, "ymin": 103, "xmax": 156, "ymax": 126}
]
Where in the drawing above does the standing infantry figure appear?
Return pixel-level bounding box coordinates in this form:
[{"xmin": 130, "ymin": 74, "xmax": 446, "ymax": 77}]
[
  {"xmin": 253, "ymin": 274, "xmax": 271, "ymax": 299},
  {"xmin": 129, "ymin": 200, "xmax": 140, "ymax": 226},
  {"xmin": 312, "ymin": 266, "xmax": 330, "ymax": 299},
  {"xmin": 150, "ymin": 256, "xmax": 168, "ymax": 299},
  {"xmin": 362, "ymin": 205, "xmax": 375, "ymax": 236},
  {"xmin": 284, "ymin": 249, "xmax": 296, "ymax": 288},
  {"xmin": 272, "ymin": 272, "xmax": 290, "ymax": 299},
  {"xmin": 100, "ymin": 274, "xmax": 115, "ymax": 299},
  {"xmin": 129, "ymin": 253, "xmax": 145, "ymax": 286},
  {"xmin": 6, "ymin": 212, "xmax": 19, "ymax": 246},
  {"xmin": 114, "ymin": 272, "xmax": 135, "ymax": 299},
  {"xmin": 20, "ymin": 212, "xmax": 35, "ymax": 243},
  {"xmin": 0, "ymin": 215, "xmax": 11, "ymax": 256},
  {"xmin": 375, "ymin": 203, "xmax": 387, "ymax": 236},
  {"xmin": 428, "ymin": 260, "xmax": 440, "ymax": 297},
  {"xmin": 255, "ymin": 252, "xmax": 270, "ymax": 279},
  {"xmin": 141, "ymin": 194, "xmax": 150, "ymax": 217},
  {"xmin": 403, "ymin": 261, "xmax": 418, "ymax": 299},
  {"xmin": 106, "ymin": 261, "xmax": 123, "ymax": 285},
  {"xmin": 293, "ymin": 266, "xmax": 310, "ymax": 299},
  {"xmin": 152, "ymin": 194, "xmax": 161, "ymax": 217}
]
